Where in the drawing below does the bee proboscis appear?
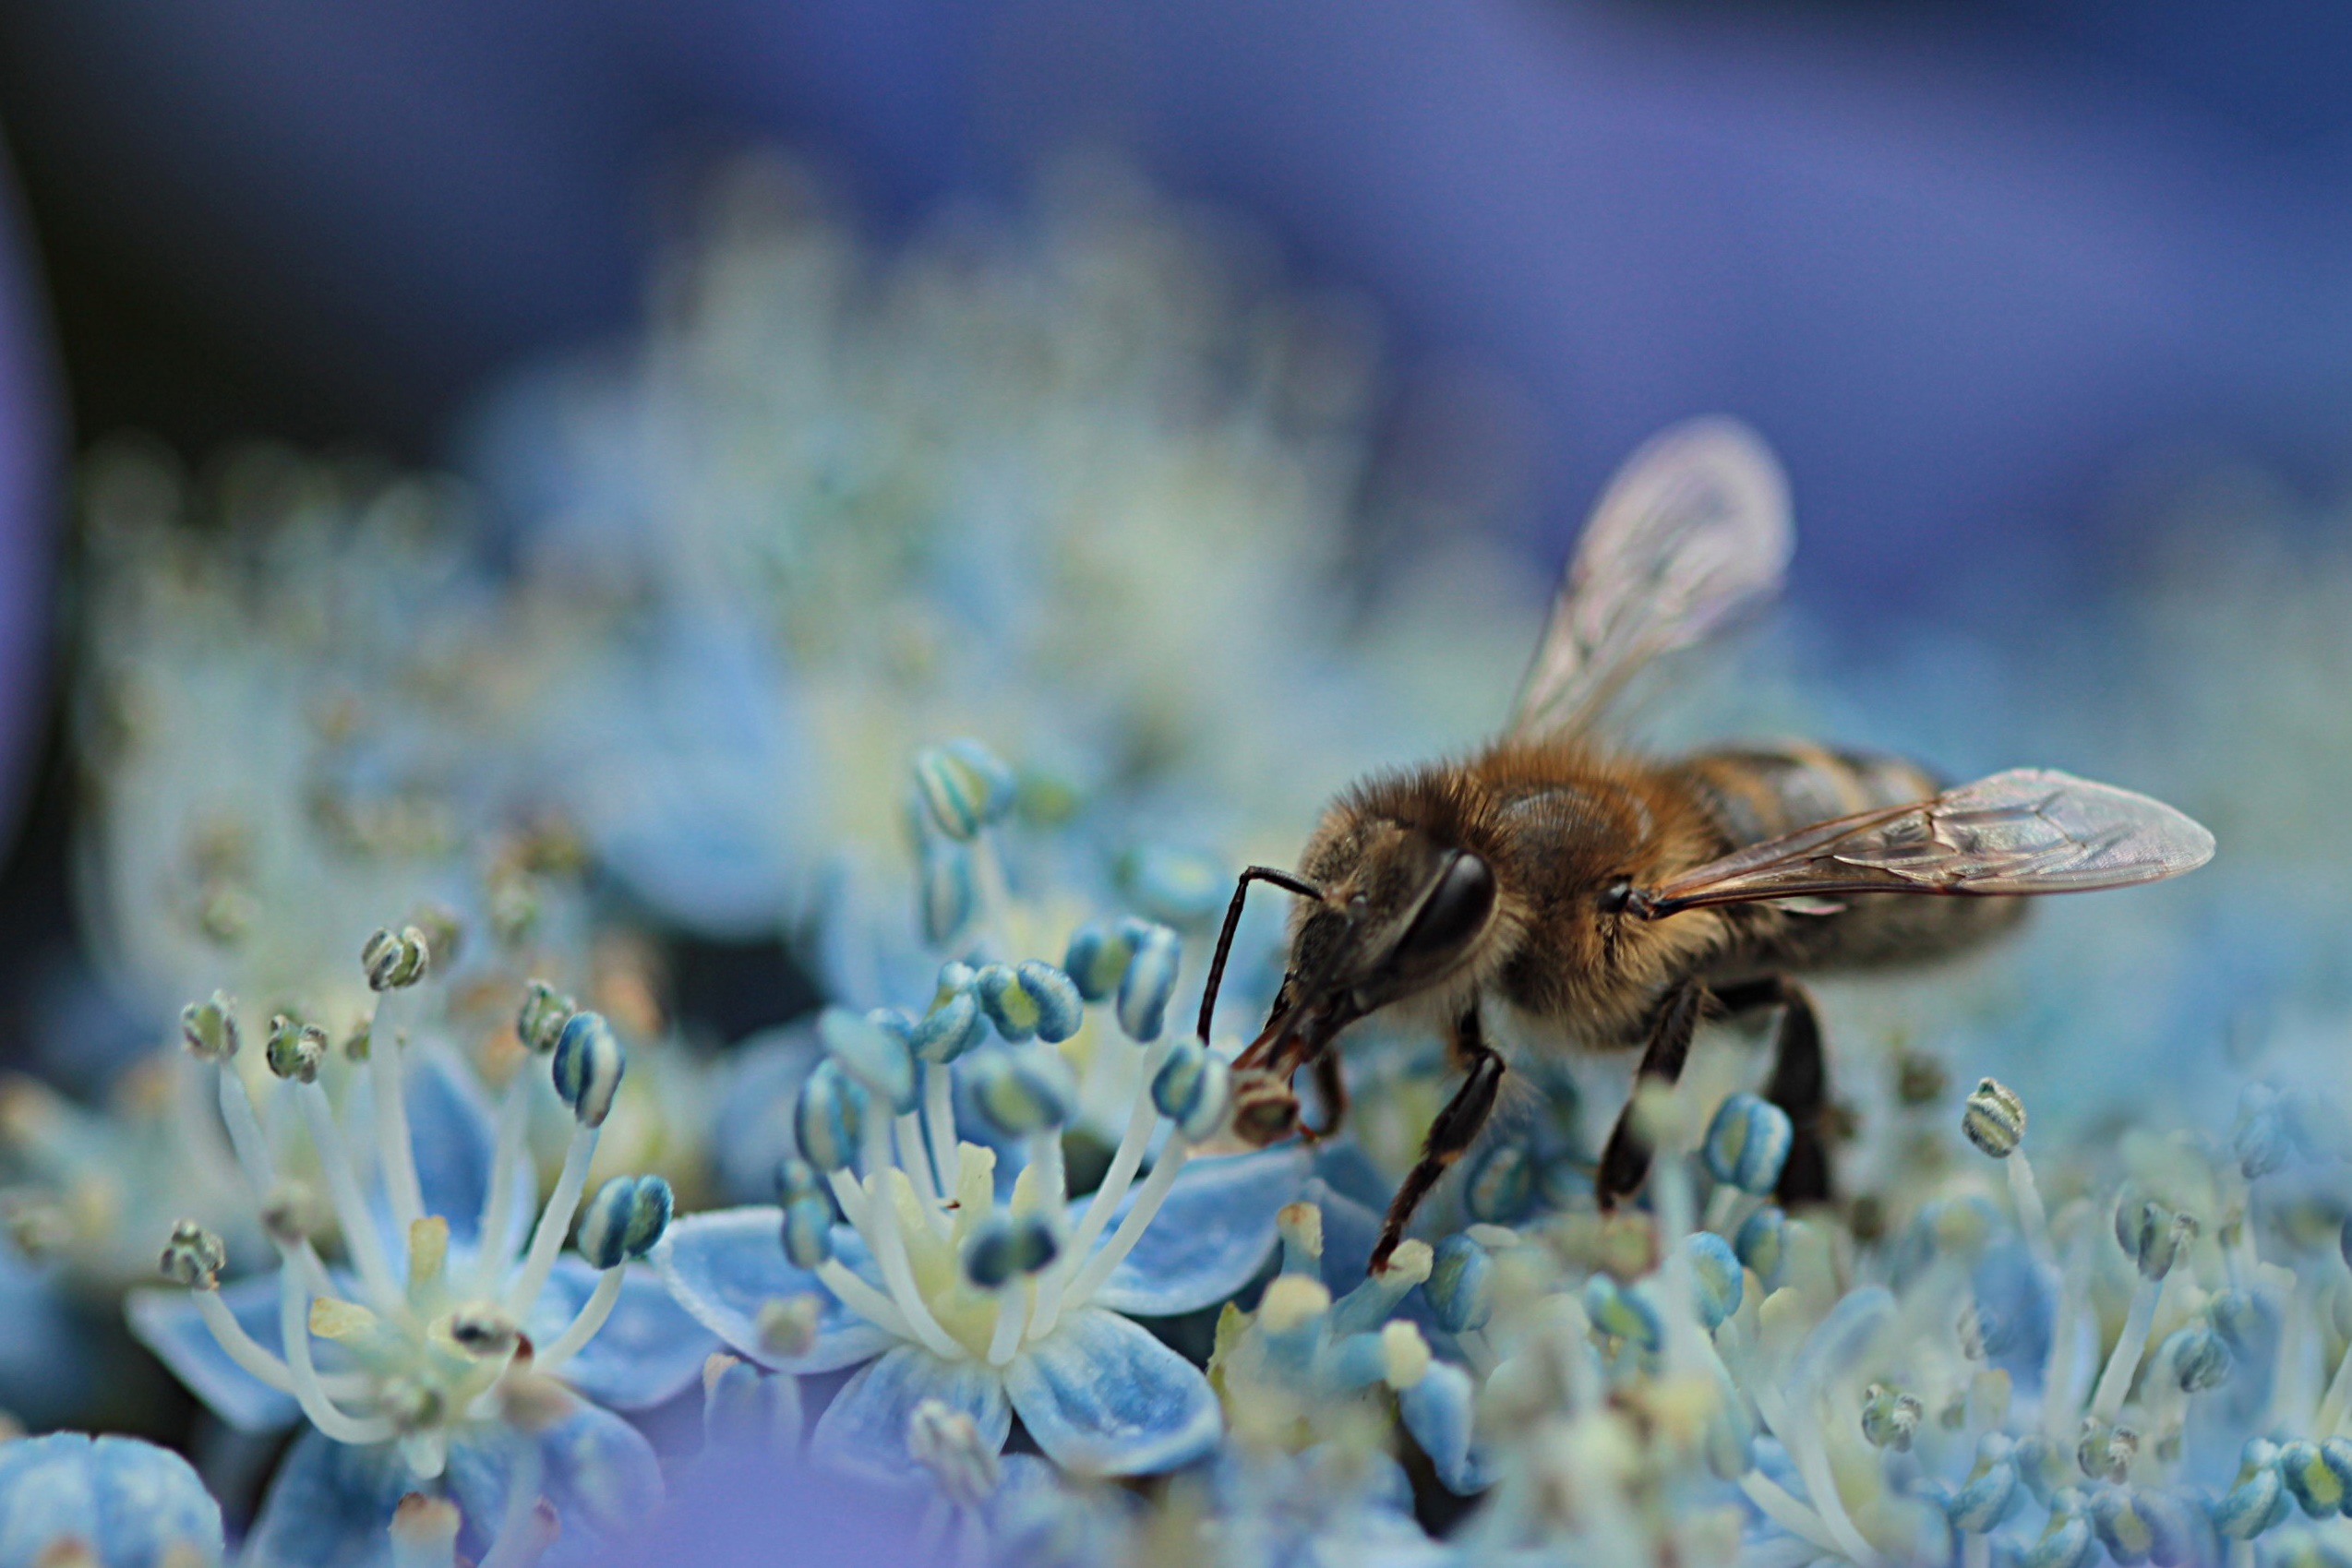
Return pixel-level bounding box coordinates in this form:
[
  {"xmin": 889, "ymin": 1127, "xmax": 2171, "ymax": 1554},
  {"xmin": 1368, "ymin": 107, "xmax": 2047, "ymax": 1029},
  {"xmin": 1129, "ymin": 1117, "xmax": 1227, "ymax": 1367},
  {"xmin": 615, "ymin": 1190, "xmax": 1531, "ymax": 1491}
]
[{"xmin": 1196, "ymin": 418, "xmax": 2214, "ymax": 1269}]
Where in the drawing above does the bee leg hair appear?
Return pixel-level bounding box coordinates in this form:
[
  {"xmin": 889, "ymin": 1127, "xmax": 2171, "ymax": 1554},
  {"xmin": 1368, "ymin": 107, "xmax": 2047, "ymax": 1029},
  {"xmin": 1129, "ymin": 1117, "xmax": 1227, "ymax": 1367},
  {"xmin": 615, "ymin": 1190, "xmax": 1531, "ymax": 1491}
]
[
  {"xmin": 1595, "ymin": 977, "xmax": 1708, "ymax": 1209},
  {"xmin": 1370, "ymin": 1007, "xmax": 1502, "ymax": 1271}
]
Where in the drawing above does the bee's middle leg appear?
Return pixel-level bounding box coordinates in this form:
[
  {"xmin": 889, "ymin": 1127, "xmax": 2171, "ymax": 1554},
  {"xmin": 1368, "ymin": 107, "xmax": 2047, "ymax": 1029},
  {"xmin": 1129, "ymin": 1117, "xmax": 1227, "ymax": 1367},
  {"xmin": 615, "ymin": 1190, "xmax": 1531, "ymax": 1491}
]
[
  {"xmin": 1370, "ymin": 1007, "xmax": 1501, "ymax": 1272},
  {"xmin": 1713, "ymin": 975, "xmax": 1831, "ymax": 1207},
  {"xmin": 1596, "ymin": 977, "xmax": 1707, "ymax": 1209}
]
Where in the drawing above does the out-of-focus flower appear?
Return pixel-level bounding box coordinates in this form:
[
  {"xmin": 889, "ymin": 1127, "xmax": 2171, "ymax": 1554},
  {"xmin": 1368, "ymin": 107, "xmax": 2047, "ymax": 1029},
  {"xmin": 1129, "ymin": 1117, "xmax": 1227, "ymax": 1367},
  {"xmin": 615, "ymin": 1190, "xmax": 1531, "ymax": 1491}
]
[
  {"xmin": 125, "ymin": 937, "xmax": 710, "ymax": 1566},
  {"xmin": 477, "ymin": 155, "xmax": 1529, "ymax": 942},
  {"xmin": 0, "ymin": 1430, "xmax": 224, "ymax": 1568}
]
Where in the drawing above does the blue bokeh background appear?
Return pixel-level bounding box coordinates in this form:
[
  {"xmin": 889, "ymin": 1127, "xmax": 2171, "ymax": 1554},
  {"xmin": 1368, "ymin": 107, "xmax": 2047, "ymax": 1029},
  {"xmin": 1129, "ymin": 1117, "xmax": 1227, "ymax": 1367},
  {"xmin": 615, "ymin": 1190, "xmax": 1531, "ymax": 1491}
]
[{"xmin": 6, "ymin": 1, "xmax": 2352, "ymax": 636}]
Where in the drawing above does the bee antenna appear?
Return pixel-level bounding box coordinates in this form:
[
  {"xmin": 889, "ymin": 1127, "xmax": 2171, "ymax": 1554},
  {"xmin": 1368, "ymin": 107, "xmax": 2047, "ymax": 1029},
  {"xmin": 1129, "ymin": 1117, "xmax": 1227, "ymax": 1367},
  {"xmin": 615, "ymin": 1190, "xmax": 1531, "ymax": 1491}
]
[{"xmin": 1197, "ymin": 866, "xmax": 1324, "ymax": 1044}]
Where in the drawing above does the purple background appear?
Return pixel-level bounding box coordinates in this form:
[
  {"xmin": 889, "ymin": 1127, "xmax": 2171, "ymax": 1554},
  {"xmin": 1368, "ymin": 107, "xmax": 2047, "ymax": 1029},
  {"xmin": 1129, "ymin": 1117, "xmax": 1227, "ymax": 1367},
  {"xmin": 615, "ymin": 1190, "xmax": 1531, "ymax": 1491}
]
[{"xmin": 1, "ymin": 0, "xmax": 2350, "ymax": 797}]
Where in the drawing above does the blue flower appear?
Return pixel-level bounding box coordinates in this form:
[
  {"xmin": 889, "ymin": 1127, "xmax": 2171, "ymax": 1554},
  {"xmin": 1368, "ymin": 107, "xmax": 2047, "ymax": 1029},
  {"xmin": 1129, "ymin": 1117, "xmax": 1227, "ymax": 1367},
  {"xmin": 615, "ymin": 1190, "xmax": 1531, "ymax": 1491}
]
[
  {"xmin": 126, "ymin": 967, "xmax": 713, "ymax": 1567},
  {"xmin": 659, "ymin": 936, "xmax": 1308, "ymax": 1479},
  {"xmin": 0, "ymin": 1432, "xmax": 224, "ymax": 1568}
]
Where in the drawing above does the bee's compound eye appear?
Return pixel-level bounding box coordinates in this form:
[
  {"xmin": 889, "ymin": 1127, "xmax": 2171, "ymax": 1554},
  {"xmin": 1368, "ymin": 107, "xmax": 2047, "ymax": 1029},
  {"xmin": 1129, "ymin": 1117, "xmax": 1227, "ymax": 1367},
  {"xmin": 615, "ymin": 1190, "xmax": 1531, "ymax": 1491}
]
[
  {"xmin": 1600, "ymin": 879, "xmax": 1635, "ymax": 915},
  {"xmin": 1398, "ymin": 851, "xmax": 1495, "ymax": 964}
]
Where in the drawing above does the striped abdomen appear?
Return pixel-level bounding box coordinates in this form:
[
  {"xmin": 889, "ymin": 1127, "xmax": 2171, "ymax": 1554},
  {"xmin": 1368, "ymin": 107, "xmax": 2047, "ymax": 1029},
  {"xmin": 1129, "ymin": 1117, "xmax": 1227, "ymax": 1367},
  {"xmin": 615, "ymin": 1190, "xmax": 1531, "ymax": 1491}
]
[{"xmin": 1675, "ymin": 743, "xmax": 2028, "ymax": 975}]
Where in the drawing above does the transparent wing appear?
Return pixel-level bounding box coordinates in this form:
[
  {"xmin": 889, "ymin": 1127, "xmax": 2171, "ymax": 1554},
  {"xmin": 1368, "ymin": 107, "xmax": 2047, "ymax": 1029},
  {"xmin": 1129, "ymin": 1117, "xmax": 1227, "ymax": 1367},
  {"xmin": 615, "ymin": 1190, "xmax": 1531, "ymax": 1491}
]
[
  {"xmin": 1641, "ymin": 769, "xmax": 2215, "ymax": 916},
  {"xmin": 1509, "ymin": 417, "xmax": 1794, "ymax": 742}
]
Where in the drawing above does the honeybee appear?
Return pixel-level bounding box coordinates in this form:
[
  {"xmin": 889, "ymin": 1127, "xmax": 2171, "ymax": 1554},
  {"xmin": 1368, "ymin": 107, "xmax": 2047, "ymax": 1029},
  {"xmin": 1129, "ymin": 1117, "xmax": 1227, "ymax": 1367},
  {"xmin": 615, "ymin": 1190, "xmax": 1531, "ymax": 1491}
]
[{"xmin": 1197, "ymin": 418, "xmax": 2215, "ymax": 1268}]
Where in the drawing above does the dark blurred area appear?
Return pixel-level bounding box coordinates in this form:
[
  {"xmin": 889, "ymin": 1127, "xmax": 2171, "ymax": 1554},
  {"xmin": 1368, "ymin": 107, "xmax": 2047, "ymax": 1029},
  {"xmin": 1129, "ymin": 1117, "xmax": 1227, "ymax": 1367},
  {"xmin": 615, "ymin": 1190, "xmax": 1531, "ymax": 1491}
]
[{"xmin": 1, "ymin": 0, "xmax": 2351, "ymax": 1051}]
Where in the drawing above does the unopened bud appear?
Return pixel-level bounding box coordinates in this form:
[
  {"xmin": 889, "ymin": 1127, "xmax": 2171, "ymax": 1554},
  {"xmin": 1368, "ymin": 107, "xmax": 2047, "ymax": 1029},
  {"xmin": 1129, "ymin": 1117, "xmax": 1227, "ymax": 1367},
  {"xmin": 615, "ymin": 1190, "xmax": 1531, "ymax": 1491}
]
[
  {"xmin": 1962, "ymin": 1078, "xmax": 2025, "ymax": 1158},
  {"xmin": 160, "ymin": 1220, "xmax": 226, "ymax": 1289}
]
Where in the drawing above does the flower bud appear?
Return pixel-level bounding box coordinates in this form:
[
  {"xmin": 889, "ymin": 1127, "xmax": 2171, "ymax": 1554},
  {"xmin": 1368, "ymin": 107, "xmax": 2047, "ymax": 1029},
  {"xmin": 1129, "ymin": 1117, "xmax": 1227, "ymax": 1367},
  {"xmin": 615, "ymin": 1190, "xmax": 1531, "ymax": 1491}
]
[
  {"xmin": 2077, "ymin": 1419, "xmax": 2138, "ymax": 1482},
  {"xmin": 2022, "ymin": 1511, "xmax": 2094, "ymax": 1568},
  {"xmin": 1583, "ymin": 1275, "xmax": 1662, "ymax": 1352},
  {"xmin": 2093, "ymin": 1486, "xmax": 2190, "ymax": 1567},
  {"xmin": 1462, "ymin": 1141, "xmax": 1534, "ymax": 1224},
  {"xmin": 2279, "ymin": 1439, "xmax": 2345, "ymax": 1517},
  {"xmin": 1115, "ymin": 844, "xmax": 1229, "ymax": 928},
  {"xmin": 1948, "ymin": 1459, "xmax": 2019, "ymax": 1533},
  {"xmin": 781, "ymin": 1195, "xmax": 834, "ymax": 1270},
  {"xmin": 2115, "ymin": 1194, "xmax": 2196, "ymax": 1281},
  {"xmin": 179, "ymin": 991, "xmax": 239, "ymax": 1060},
  {"xmin": 362, "ymin": 925, "xmax": 431, "ymax": 991},
  {"xmin": 1861, "ymin": 1382, "xmax": 1923, "ymax": 1452},
  {"xmin": 912, "ymin": 964, "xmax": 985, "ymax": 1063},
  {"xmin": 1426, "ymin": 1233, "xmax": 1494, "ymax": 1335},
  {"xmin": 264, "ymin": 1015, "xmax": 327, "ymax": 1083},
  {"xmin": 819, "ymin": 1008, "xmax": 918, "ymax": 1115},
  {"xmin": 1149, "ymin": 1037, "xmax": 1230, "ymax": 1142},
  {"xmin": 2237, "ymin": 1105, "xmax": 2292, "ymax": 1181},
  {"xmin": 2211, "ymin": 1452, "xmax": 2286, "ymax": 1539},
  {"xmin": 1734, "ymin": 1204, "xmax": 1787, "ymax": 1287},
  {"xmin": 919, "ymin": 840, "xmax": 975, "ymax": 946},
  {"xmin": 913, "ymin": 740, "xmax": 1015, "ymax": 842},
  {"xmin": 161, "ymin": 1219, "xmax": 226, "ymax": 1289},
  {"xmin": 967, "ymin": 1046, "xmax": 1079, "ymax": 1138},
  {"xmin": 1703, "ymin": 1092, "xmax": 1794, "ymax": 1194},
  {"xmin": 578, "ymin": 1175, "xmax": 673, "ymax": 1269},
  {"xmin": 2210, "ymin": 1287, "xmax": 2263, "ymax": 1354},
  {"xmin": 1685, "ymin": 1231, "xmax": 1745, "ymax": 1332},
  {"xmin": 961, "ymin": 1213, "xmax": 1062, "ymax": 1289},
  {"xmin": 2164, "ymin": 1325, "xmax": 2232, "ymax": 1393},
  {"xmin": 1963, "ymin": 1077, "xmax": 2026, "ymax": 1158},
  {"xmin": 551, "ymin": 1011, "xmax": 626, "ymax": 1128},
  {"xmin": 794, "ymin": 1060, "xmax": 869, "ymax": 1173},
  {"xmin": 516, "ymin": 980, "xmax": 577, "ymax": 1056},
  {"xmin": 1115, "ymin": 924, "xmax": 1182, "ymax": 1042},
  {"xmin": 1062, "ymin": 923, "xmax": 1134, "ymax": 1003}
]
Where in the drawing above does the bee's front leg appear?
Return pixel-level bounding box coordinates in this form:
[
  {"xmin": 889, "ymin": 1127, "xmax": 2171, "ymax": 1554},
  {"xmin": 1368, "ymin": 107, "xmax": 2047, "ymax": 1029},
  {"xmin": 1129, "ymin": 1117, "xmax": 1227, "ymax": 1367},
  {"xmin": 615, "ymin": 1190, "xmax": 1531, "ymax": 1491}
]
[
  {"xmin": 1595, "ymin": 977, "xmax": 1708, "ymax": 1209},
  {"xmin": 1371, "ymin": 1007, "xmax": 1503, "ymax": 1272}
]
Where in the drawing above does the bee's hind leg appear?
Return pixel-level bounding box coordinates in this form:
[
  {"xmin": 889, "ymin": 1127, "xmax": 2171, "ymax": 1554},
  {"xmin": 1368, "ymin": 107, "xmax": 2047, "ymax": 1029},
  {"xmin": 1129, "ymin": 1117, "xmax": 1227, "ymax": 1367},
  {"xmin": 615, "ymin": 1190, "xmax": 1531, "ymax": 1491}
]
[
  {"xmin": 1596, "ymin": 977, "xmax": 1707, "ymax": 1209},
  {"xmin": 1370, "ymin": 1008, "xmax": 1502, "ymax": 1272},
  {"xmin": 1713, "ymin": 975, "xmax": 1831, "ymax": 1207}
]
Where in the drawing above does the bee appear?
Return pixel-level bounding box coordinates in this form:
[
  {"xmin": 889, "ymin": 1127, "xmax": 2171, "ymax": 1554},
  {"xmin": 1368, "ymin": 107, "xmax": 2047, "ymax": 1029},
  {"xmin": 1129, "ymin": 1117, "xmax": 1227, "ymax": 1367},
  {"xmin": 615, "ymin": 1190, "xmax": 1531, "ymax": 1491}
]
[{"xmin": 1195, "ymin": 418, "xmax": 2215, "ymax": 1268}]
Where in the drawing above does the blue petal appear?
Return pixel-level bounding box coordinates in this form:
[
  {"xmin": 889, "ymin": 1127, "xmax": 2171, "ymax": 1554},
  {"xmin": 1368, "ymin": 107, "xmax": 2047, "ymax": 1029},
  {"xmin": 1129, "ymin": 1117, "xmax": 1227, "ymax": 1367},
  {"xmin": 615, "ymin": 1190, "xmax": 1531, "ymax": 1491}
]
[
  {"xmin": 124, "ymin": 1275, "xmax": 300, "ymax": 1434},
  {"xmin": 1084, "ymin": 1147, "xmax": 1308, "ymax": 1316},
  {"xmin": 0, "ymin": 1245, "xmax": 102, "ymax": 1429},
  {"xmin": 526, "ymin": 1258, "xmax": 716, "ymax": 1411},
  {"xmin": 239, "ymin": 1428, "xmax": 411, "ymax": 1568},
  {"xmin": 1397, "ymin": 1361, "xmax": 1495, "ymax": 1494},
  {"xmin": 1004, "ymin": 1308, "xmax": 1220, "ymax": 1477},
  {"xmin": 809, "ymin": 1344, "xmax": 1011, "ymax": 1483},
  {"xmin": 0, "ymin": 1432, "xmax": 224, "ymax": 1568},
  {"xmin": 653, "ymin": 1208, "xmax": 896, "ymax": 1373},
  {"xmin": 404, "ymin": 1046, "xmax": 508, "ymax": 1248},
  {"xmin": 706, "ymin": 1024, "xmax": 824, "ymax": 1206},
  {"xmin": 563, "ymin": 623, "xmax": 813, "ymax": 937},
  {"xmin": 445, "ymin": 1404, "xmax": 664, "ymax": 1568}
]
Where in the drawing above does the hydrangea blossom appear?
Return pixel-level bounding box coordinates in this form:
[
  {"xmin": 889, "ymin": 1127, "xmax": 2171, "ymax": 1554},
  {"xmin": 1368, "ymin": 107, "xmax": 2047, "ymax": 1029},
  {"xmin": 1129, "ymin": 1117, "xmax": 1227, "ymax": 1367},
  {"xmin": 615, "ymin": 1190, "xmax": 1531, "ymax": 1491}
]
[
  {"xmin": 126, "ymin": 933, "xmax": 711, "ymax": 1566},
  {"xmin": 467, "ymin": 153, "xmax": 1531, "ymax": 940},
  {"xmin": 659, "ymin": 934, "xmax": 1308, "ymax": 1479},
  {"xmin": 0, "ymin": 1432, "xmax": 224, "ymax": 1568}
]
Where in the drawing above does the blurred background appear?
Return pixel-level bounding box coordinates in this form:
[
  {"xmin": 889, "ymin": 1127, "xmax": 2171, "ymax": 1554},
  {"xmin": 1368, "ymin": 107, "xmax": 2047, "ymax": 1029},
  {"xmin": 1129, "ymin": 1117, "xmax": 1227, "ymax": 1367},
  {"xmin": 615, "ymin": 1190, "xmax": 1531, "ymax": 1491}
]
[{"xmin": 0, "ymin": 0, "xmax": 2350, "ymax": 1468}]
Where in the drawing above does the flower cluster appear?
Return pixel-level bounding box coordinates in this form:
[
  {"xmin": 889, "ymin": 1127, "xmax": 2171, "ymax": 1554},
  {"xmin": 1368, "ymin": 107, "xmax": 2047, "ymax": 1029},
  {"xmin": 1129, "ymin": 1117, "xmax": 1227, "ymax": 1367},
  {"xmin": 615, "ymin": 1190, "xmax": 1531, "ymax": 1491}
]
[{"xmin": 14, "ymin": 142, "xmax": 2352, "ymax": 1568}]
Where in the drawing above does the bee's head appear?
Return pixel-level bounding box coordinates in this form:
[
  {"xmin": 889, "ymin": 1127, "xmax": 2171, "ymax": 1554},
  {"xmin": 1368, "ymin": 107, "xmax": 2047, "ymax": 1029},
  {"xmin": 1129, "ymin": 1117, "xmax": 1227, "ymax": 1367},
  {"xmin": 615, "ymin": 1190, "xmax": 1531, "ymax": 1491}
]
[
  {"xmin": 1290, "ymin": 826, "xmax": 1498, "ymax": 1020},
  {"xmin": 1227, "ymin": 820, "xmax": 1499, "ymax": 1097}
]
